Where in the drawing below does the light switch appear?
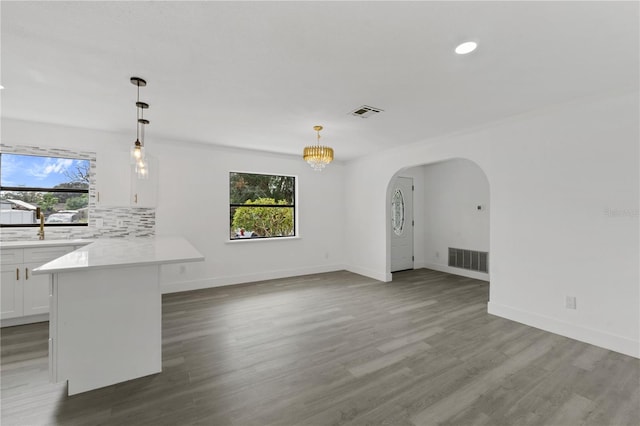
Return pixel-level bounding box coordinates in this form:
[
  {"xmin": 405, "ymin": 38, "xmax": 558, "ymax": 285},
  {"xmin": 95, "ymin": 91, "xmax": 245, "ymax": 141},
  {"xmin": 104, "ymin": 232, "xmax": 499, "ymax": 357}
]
[{"xmin": 565, "ymin": 296, "xmax": 577, "ymax": 310}]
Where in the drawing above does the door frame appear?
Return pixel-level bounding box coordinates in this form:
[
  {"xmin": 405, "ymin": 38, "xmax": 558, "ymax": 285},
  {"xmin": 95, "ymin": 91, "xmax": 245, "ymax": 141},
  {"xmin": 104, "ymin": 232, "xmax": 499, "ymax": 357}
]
[{"xmin": 390, "ymin": 176, "xmax": 414, "ymax": 273}]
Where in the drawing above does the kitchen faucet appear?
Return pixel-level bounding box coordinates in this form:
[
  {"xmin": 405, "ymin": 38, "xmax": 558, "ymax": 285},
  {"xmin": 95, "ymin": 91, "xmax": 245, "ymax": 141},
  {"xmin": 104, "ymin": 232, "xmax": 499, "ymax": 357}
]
[{"xmin": 37, "ymin": 209, "xmax": 45, "ymax": 240}]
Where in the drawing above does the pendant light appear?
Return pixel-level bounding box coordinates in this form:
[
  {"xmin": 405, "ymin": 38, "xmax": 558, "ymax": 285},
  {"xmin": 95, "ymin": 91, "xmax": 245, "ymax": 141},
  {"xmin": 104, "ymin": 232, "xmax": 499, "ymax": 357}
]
[
  {"xmin": 130, "ymin": 76, "xmax": 150, "ymax": 179},
  {"xmin": 303, "ymin": 125, "xmax": 334, "ymax": 171}
]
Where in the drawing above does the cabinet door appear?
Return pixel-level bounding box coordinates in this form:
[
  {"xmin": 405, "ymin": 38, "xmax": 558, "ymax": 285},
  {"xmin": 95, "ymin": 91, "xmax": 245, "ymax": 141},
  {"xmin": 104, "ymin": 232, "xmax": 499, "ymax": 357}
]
[
  {"xmin": 22, "ymin": 246, "xmax": 73, "ymax": 317},
  {"xmin": 23, "ymin": 263, "xmax": 51, "ymax": 316},
  {"xmin": 130, "ymin": 156, "xmax": 158, "ymax": 207},
  {"xmin": 1, "ymin": 264, "xmax": 23, "ymax": 319},
  {"xmin": 96, "ymin": 150, "xmax": 130, "ymax": 207}
]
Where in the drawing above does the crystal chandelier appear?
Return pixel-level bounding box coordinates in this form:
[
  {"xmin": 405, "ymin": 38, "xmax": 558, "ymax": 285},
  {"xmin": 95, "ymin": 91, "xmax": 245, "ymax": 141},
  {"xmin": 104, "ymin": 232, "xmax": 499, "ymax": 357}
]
[
  {"xmin": 303, "ymin": 125, "xmax": 334, "ymax": 171},
  {"xmin": 130, "ymin": 76, "xmax": 150, "ymax": 179}
]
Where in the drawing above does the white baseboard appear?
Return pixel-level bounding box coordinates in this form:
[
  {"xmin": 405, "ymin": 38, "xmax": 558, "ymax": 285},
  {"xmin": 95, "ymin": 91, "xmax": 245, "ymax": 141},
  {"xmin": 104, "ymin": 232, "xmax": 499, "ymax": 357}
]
[
  {"xmin": 414, "ymin": 260, "xmax": 428, "ymax": 269},
  {"xmin": 424, "ymin": 262, "xmax": 490, "ymax": 282},
  {"xmin": 345, "ymin": 265, "xmax": 390, "ymax": 282},
  {"xmin": 488, "ymin": 301, "xmax": 639, "ymax": 359},
  {"xmin": 161, "ymin": 263, "xmax": 348, "ymax": 294},
  {"xmin": 1, "ymin": 313, "xmax": 49, "ymax": 328}
]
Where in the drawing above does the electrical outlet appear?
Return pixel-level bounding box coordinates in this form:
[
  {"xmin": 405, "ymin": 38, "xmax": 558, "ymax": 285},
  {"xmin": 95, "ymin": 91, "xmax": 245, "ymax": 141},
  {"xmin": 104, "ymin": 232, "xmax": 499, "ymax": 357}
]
[
  {"xmin": 565, "ymin": 296, "xmax": 577, "ymax": 310},
  {"xmin": 116, "ymin": 219, "xmax": 124, "ymax": 227},
  {"xmin": 95, "ymin": 218, "xmax": 104, "ymax": 228},
  {"xmin": 435, "ymin": 251, "xmax": 440, "ymax": 258},
  {"xmin": 179, "ymin": 265, "xmax": 186, "ymax": 274}
]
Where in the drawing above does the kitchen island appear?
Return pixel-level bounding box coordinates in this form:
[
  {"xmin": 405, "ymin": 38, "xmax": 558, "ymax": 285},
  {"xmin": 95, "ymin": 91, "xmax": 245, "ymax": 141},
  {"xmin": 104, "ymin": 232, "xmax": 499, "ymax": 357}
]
[{"xmin": 33, "ymin": 236, "xmax": 204, "ymax": 395}]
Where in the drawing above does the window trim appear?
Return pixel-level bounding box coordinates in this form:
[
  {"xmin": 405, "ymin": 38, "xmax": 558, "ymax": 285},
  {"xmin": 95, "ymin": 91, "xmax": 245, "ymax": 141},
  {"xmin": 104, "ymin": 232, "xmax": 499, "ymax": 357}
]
[
  {"xmin": 1, "ymin": 186, "xmax": 88, "ymax": 194},
  {"xmin": 225, "ymin": 235, "xmax": 301, "ymax": 244},
  {"xmin": 229, "ymin": 171, "xmax": 298, "ymax": 241}
]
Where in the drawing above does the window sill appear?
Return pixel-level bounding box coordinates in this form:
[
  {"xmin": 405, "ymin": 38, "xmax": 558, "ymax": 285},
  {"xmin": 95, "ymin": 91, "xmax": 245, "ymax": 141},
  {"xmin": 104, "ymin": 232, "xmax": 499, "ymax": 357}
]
[{"xmin": 225, "ymin": 236, "xmax": 301, "ymax": 244}]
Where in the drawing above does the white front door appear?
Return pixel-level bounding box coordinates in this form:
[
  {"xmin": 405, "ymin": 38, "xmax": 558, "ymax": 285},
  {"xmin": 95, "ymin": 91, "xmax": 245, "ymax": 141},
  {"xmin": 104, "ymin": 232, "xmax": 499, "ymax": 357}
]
[{"xmin": 390, "ymin": 176, "xmax": 414, "ymax": 272}]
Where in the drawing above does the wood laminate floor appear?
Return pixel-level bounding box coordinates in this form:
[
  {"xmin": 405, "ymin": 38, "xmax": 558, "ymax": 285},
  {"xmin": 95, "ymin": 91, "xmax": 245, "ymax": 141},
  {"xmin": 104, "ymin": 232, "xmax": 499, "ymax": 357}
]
[{"xmin": 1, "ymin": 269, "xmax": 639, "ymax": 425}]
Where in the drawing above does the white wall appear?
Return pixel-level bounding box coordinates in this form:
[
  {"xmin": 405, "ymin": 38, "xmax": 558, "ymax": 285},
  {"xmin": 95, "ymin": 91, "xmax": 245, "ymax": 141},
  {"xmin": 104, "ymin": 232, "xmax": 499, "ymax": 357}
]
[
  {"xmin": 2, "ymin": 118, "xmax": 347, "ymax": 292},
  {"xmin": 421, "ymin": 159, "xmax": 490, "ymax": 280},
  {"xmin": 153, "ymin": 139, "xmax": 346, "ymax": 292},
  {"xmin": 344, "ymin": 92, "xmax": 639, "ymax": 357}
]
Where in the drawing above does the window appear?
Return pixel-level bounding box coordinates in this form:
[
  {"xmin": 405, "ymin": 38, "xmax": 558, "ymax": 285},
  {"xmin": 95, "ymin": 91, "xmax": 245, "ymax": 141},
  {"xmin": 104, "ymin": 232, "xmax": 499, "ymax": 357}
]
[
  {"xmin": 391, "ymin": 188, "xmax": 405, "ymax": 236},
  {"xmin": 229, "ymin": 172, "xmax": 295, "ymax": 239},
  {"xmin": 0, "ymin": 153, "xmax": 90, "ymax": 226}
]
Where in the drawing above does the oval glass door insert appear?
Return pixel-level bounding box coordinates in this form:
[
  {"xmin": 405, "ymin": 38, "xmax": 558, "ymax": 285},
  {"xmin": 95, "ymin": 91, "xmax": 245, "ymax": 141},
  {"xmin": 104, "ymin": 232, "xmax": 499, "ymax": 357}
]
[{"xmin": 392, "ymin": 188, "xmax": 405, "ymax": 235}]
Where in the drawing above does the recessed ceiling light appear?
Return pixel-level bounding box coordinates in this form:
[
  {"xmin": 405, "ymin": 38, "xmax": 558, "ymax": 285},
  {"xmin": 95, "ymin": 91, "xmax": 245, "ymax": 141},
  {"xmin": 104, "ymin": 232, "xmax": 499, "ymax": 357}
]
[
  {"xmin": 0, "ymin": 85, "xmax": 4, "ymax": 90},
  {"xmin": 455, "ymin": 41, "xmax": 478, "ymax": 55}
]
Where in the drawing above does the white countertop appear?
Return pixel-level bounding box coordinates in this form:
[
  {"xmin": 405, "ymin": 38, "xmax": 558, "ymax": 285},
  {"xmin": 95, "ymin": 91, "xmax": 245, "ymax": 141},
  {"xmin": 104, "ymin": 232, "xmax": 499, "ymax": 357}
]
[
  {"xmin": 0, "ymin": 239, "xmax": 94, "ymax": 249},
  {"xmin": 33, "ymin": 236, "xmax": 204, "ymax": 274}
]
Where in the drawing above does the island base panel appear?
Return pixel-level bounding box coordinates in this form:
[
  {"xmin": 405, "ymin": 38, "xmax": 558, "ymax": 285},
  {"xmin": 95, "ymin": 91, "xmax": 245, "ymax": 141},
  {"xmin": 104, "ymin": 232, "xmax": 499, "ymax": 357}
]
[{"xmin": 52, "ymin": 265, "xmax": 162, "ymax": 395}]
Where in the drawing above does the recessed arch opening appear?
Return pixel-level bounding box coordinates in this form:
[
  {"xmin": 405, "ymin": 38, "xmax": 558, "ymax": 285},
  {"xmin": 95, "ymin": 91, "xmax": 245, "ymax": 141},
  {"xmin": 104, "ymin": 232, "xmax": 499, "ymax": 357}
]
[{"xmin": 386, "ymin": 158, "xmax": 491, "ymax": 283}]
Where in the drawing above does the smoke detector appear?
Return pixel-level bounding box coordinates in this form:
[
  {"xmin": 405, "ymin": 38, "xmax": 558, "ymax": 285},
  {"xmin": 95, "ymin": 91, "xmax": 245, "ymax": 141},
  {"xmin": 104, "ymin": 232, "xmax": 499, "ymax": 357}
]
[{"xmin": 350, "ymin": 105, "xmax": 383, "ymax": 118}]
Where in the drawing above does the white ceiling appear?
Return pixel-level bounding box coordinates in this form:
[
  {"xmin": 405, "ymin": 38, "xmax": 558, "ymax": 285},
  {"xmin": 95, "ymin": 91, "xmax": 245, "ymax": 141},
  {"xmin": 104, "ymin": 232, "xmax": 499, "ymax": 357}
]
[{"xmin": 2, "ymin": 1, "xmax": 638, "ymax": 161}]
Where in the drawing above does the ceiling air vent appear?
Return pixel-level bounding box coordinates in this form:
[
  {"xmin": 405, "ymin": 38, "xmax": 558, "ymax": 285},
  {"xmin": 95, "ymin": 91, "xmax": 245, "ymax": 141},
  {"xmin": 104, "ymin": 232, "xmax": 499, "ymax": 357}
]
[{"xmin": 350, "ymin": 105, "xmax": 383, "ymax": 118}]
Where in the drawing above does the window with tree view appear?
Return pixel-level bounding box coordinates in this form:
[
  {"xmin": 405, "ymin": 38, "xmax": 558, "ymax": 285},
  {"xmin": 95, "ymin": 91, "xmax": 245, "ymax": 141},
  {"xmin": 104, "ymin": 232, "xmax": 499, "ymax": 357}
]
[
  {"xmin": 0, "ymin": 153, "xmax": 90, "ymax": 226},
  {"xmin": 230, "ymin": 172, "xmax": 295, "ymax": 240}
]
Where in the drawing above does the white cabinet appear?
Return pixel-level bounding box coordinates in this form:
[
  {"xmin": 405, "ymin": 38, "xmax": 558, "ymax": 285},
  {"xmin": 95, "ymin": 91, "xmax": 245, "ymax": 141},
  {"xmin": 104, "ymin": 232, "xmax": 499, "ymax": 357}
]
[
  {"xmin": 95, "ymin": 150, "xmax": 130, "ymax": 207},
  {"xmin": 130, "ymin": 156, "xmax": 158, "ymax": 207},
  {"xmin": 1, "ymin": 261, "xmax": 23, "ymax": 319},
  {"xmin": 96, "ymin": 151, "xmax": 158, "ymax": 207},
  {"xmin": 0, "ymin": 246, "xmax": 75, "ymax": 323}
]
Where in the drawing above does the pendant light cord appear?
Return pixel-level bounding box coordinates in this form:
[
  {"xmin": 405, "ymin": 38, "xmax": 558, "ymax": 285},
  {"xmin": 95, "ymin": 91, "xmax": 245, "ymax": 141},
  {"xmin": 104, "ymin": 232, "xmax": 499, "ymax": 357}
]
[
  {"xmin": 140, "ymin": 107, "xmax": 145, "ymax": 146},
  {"xmin": 136, "ymin": 82, "xmax": 140, "ymax": 142}
]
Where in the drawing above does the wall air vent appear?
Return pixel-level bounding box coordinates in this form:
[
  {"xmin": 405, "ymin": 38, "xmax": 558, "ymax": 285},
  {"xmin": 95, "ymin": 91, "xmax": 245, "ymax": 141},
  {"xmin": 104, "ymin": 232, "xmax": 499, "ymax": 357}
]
[
  {"xmin": 448, "ymin": 248, "xmax": 489, "ymax": 273},
  {"xmin": 350, "ymin": 105, "xmax": 383, "ymax": 118}
]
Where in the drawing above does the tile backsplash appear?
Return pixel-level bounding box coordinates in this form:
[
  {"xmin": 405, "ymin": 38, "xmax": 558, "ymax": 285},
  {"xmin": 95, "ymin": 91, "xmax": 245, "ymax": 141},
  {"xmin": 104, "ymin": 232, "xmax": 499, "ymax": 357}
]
[
  {"xmin": 0, "ymin": 207, "xmax": 156, "ymax": 241},
  {"xmin": 0, "ymin": 144, "xmax": 156, "ymax": 242}
]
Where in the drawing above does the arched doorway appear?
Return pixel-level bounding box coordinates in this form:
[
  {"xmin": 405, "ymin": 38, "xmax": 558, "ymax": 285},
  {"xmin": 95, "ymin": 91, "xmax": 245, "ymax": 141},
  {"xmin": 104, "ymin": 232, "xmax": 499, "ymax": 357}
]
[{"xmin": 388, "ymin": 158, "xmax": 490, "ymax": 281}]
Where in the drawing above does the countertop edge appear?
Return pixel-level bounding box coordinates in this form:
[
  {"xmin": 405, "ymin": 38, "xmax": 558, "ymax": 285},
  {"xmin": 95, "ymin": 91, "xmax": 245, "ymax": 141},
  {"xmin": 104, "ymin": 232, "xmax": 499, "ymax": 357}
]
[
  {"xmin": 33, "ymin": 255, "xmax": 205, "ymax": 275},
  {"xmin": 0, "ymin": 239, "xmax": 95, "ymax": 249},
  {"xmin": 31, "ymin": 237, "xmax": 205, "ymax": 275}
]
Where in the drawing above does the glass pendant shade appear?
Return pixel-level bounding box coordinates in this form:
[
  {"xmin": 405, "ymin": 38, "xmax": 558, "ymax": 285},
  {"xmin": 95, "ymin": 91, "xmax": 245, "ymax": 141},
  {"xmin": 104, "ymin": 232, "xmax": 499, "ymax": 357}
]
[
  {"xmin": 135, "ymin": 157, "xmax": 149, "ymax": 179},
  {"xmin": 130, "ymin": 140, "xmax": 145, "ymax": 164},
  {"xmin": 303, "ymin": 125, "xmax": 334, "ymax": 171}
]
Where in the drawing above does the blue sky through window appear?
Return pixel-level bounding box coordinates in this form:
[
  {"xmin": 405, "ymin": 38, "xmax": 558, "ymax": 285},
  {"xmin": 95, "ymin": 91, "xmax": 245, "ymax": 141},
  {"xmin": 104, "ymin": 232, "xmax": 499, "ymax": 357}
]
[{"xmin": 0, "ymin": 154, "xmax": 89, "ymax": 188}]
